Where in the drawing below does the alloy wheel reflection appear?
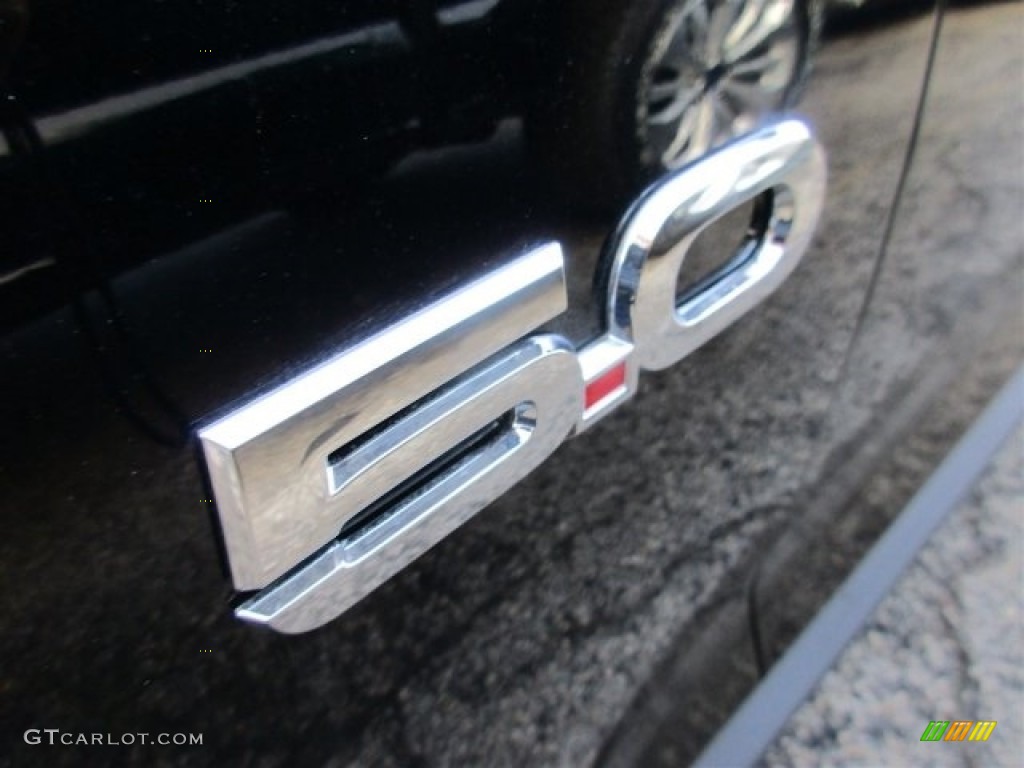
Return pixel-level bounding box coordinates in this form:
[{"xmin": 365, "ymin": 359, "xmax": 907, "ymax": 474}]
[{"xmin": 645, "ymin": 0, "xmax": 802, "ymax": 169}]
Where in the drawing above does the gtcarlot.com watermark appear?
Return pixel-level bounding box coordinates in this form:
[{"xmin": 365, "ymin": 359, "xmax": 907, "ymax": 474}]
[{"xmin": 24, "ymin": 729, "xmax": 202, "ymax": 746}]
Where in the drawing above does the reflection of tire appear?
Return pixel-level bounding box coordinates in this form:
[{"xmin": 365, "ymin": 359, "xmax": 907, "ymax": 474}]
[{"xmin": 530, "ymin": 0, "xmax": 821, "ymax": 211}]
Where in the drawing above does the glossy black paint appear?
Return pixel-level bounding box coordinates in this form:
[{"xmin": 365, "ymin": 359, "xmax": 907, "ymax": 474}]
[
  {"xmin": 6, "ymin": 1, "xmax": 1019, "ymax": 766},
  {"xmin": 0, "ymin": 0, "xmax": 558, "ymax": 325}
]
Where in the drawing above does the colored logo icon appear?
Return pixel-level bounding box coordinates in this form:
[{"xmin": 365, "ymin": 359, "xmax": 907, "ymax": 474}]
[{"xmin": 920, "ymin": 721, "xmax": 997, "ymax": 742}]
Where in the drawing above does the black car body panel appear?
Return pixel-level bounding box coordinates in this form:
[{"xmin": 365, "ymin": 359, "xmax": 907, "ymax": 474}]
[{"xmin": 2, "ymin": 0, "xmax": 1022, "ymax": 764}]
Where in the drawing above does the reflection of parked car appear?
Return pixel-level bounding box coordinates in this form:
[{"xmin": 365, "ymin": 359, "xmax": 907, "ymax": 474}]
[
  {"xmin": 4, "ymin": 0, "xmax": 1017, "ymax": 765},
  {"xmin": 1, "ymin": 0, "xmax": 815, "ymax": 326},
  {"xmin": 533, "ymin": 0, "xmax": 817, "ymax": 204}
]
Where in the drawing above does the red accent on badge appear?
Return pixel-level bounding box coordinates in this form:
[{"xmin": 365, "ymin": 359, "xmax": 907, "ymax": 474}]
[{"xmin": 585, "ymin": 363, "xmax": 627, "ymax": 410}]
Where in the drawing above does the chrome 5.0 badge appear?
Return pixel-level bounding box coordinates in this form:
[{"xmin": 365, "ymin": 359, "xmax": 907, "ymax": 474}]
[{"xmin": 199, "ymin": 119, "xmax": 826, "ymax": 633}]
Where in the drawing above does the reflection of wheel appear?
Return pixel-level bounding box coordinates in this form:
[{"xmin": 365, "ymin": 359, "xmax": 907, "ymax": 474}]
[{"xmin": 531, "ymin": 0, "xmax": 820, "ymax": 210}]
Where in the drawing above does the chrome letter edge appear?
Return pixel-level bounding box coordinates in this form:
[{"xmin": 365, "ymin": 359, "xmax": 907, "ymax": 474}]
[
  {"xmin": 238, "ymin": 334, "xmax": 582, "ymax": 633},
  {"xmin": 199, "ymin": 242, "xmax": 568, "ymax": 591}
]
